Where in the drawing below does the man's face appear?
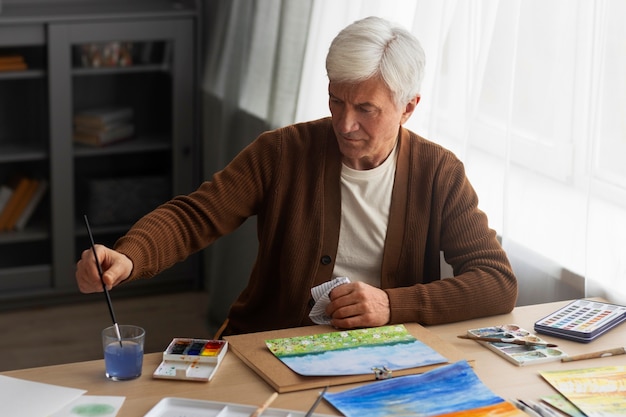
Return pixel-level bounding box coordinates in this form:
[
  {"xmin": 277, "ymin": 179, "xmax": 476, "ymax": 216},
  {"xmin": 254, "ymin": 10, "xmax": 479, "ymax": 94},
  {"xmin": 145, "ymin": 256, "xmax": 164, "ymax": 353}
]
[{"xmin": 329, "ymin": 77, "xmax": 418, "ymax": 170}]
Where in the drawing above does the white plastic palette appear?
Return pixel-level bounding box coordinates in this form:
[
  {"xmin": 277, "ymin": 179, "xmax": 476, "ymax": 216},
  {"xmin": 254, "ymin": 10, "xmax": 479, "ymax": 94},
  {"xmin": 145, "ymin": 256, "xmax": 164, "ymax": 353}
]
[{"xmin": 143, "ymin": 397, "xmax": 333, "ymax": 417}]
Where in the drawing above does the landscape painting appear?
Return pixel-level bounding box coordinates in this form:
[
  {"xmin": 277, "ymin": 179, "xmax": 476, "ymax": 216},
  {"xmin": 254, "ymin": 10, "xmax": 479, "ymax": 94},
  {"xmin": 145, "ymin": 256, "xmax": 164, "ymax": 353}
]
[
  {"xmin": 323, "ymin": 360, "xmax": 527, "ymax": 417},
  {"xmin": 540, "ymin": 365, "xmax": 626, "ymax": 417},
  {"xmin": 265, "ymin": 325, "xmax": 447, "ymax": 376}
]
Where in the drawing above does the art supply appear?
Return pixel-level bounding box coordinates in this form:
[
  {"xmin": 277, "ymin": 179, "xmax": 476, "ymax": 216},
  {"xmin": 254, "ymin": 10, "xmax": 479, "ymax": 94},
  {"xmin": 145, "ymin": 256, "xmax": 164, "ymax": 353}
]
[
  {"xmin": 152, "ymin": 338, "xmax": 228, "ymax": 382},
  {"xmin": 249, "ymin": 392, "xmax": 278, "ymax": 417},
  {"xmin": 561, "ymin": 346, "xmax": 626, "ymax": 362},
  {"xmin": 102, "ymin": 324, "xmax": 145, "ymax": 381},
  {"xmin": 534, "ymin": 299, "xmax": 626, "ymax": 342},
  {"xmin": 540, "ymin": 365, "xmax": 626, "ymax": 416},
  {"xmin": 511, "ymin": 399, "xmax": 541, "ymax": 417},
  {"xmin": 520, "ymin": 399, "xmax": 562, "ymax": 417},
  {"xmin": 464, "ymin": 325, "xmax": 567, "ymax": 366},
  {"xmin": 84, "ymin": 214, "xmax": 122, "ymax": 347},
  {"xmin": 265, "ymin": 324, "xmax": 447, "ymax": 377},
  {"xmin": 305, "ymin": 386, "xmax": 328, "ymax": 417},
  {"xmin": 458, "ymin": 334, "xmax": 558, "ymax": 347},
  {"xmin": 143, "ymin": 397, "xmax": 330, "ymax": 417},
  {"xmin": 324, "ymin": 361, "xmax": 522, "ymax": 417}
]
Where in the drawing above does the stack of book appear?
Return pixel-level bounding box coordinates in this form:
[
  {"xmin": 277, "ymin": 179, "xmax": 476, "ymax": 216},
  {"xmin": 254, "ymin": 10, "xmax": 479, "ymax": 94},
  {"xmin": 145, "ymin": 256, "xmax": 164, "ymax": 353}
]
[
  {"xmin": 0, "ymin": 54, "xmax": 27, "ymax": 72},
  {"xmin": 0, "ymin": 175, "xmax": 48, "ymax": 232},
  {"xmin": 73, "ymin": 106, "xmax": 135, "ymax": 147}
]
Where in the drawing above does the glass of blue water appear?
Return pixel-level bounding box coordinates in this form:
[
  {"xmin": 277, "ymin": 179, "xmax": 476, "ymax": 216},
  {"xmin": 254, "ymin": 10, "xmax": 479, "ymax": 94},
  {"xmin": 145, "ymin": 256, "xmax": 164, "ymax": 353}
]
[{"xmin": 102, "ymin": 325, "xmax": 145, "ymax": 381}]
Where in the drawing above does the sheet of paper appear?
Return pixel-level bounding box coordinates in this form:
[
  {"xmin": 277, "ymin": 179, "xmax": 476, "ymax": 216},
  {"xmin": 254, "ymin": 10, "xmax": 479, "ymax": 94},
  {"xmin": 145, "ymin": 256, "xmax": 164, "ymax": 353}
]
[
  {"xmin": 265, "ymin": 324, "xmax": 447, "ymax": 376},
  {"xmin": 324, "ymin": 360, "xmax": 526, "ymax": 417},
  {"xmin": 50, "ymin": 395, "xmax": 125, "ymax": 417},
  {"xmin": 0, "ymin": 375, "xmax": 86, "ymax": 416},
  {"xmin": 540, "ymin": 365, "xmax": 626, "ymax": 417}
]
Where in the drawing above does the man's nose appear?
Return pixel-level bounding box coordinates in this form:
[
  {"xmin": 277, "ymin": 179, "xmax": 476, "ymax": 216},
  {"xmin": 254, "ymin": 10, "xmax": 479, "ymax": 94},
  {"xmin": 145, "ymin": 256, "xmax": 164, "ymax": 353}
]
[{"xmin": 336, "ymin": 108, "xmax": 359, "ymax": 134}]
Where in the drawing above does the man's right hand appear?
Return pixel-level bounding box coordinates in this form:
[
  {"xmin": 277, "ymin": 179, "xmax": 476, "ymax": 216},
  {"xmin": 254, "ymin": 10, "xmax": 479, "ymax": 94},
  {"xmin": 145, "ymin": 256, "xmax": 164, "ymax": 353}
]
[{"xmin": 75, "ymin": 244, "xmax": 133, "ymax": 293}]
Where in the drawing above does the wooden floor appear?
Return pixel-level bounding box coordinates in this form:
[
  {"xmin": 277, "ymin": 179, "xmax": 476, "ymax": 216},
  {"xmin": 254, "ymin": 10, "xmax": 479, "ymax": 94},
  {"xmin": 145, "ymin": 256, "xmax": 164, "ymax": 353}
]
[{"xmin": 0, "ymin": 291, "xmax": 213, "ymax": 372}]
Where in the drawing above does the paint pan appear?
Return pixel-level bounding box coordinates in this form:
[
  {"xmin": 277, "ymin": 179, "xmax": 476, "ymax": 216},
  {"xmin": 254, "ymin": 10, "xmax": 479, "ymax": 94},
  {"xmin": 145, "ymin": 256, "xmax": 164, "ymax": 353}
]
[{"xmin": 152, "ymin": 338, "xmax": 228, "ymax": 382}]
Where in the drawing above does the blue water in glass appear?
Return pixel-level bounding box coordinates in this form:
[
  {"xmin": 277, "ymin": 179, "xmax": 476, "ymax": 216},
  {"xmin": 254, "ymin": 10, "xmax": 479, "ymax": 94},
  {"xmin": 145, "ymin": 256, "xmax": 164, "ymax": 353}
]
[{"xmin": 104, "ymin": 340, "xmax": 143, "ymax": 380}]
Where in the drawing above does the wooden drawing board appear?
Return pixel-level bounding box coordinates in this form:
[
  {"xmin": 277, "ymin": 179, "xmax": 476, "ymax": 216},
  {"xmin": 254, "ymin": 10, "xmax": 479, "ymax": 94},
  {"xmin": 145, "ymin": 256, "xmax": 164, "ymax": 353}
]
[{"xmin": 224, "ymin": 322, "xmax": 473, "ymax": 393}]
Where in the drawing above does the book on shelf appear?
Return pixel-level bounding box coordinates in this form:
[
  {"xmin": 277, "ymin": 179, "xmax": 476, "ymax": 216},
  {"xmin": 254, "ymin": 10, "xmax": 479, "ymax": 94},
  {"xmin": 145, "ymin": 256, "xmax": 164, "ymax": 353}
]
[
  {"xmin": 5, "ymin": 178, "xmax": 39, "ymax": 231},
  {"xmin": 0, "ymin": 176, "xmax": 31, "ymax": 231},
  {"xmin": 0, "ymin": 176, "xmax": 48, "ymax": 232},
  {"xmin": 0, "ymin": 185, "xmax": 13, "ymax": 215},
  {"xmin": 73, "ymin": 123, "xmax": 135, "ymax": 147},
  {"xmin": 73, "ymin": 106, "xmax": 134, "ymax": 129},
  {"xmin": 14, "ymin": 179, "xmax": 48, "ymax": 231},
  {"xmin": 0, "ymin": 54, "xmax": 28, "ymax": 72},
  {"xmin": 73, "ymin": 106, "xmax": 135, "ymax": 146}
]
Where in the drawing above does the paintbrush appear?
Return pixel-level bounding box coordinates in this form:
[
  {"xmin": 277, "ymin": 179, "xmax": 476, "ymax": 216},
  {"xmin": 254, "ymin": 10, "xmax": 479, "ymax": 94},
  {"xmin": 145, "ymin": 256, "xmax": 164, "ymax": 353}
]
[
  {"xmin": 561, "ymin": 346, "xmax": 626, "ymax": 362},
  {"xmin": 458, "ymin": 334, "xmax": 558, "ymax": 348},
  {"xmin": 305, "ymin": 386, "xmax": 328, "ymax": 417},
  {"xmin": 249, "ymin": 392, "xmax": 278, "ymax": 417},
  {"xmin": 84, "ymin": 215, "xmax": 123, "ymax": 348}
]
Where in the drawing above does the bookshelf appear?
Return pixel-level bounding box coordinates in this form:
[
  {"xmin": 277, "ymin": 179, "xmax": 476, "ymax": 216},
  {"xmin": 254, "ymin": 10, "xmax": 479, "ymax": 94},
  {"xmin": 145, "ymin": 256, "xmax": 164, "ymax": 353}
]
[{"xmin": 0, "ymin": 1, "xmax": 202, "ymax": 308}]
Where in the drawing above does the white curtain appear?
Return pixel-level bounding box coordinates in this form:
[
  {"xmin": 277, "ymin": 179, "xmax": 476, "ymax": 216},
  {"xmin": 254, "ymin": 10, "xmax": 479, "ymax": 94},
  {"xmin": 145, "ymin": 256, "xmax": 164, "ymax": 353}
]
[
  {"xmin": 201, "ymin": 0, "xmax": 626, "ymax": 327},
  {"xmin": 293, "ymin": 0, "xmax": 626, "ymax": 305}
]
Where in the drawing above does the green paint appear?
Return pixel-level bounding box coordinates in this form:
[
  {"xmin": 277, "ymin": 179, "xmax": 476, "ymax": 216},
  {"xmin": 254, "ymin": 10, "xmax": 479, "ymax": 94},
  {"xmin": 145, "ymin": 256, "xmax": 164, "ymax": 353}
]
[{"xmin": 71, "ymin": 404, "xmax": 116, "ymax": 416}]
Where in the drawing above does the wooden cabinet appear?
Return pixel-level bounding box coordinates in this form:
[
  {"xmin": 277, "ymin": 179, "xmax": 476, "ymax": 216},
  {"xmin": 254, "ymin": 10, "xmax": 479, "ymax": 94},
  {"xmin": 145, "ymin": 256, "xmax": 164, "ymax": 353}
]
[{"xmin": 0, "ymin": 2, "xmax": 201, "ymax": 307}]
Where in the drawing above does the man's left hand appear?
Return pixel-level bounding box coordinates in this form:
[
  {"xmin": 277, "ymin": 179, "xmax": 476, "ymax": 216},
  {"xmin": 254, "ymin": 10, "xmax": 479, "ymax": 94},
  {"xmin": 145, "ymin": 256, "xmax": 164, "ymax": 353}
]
[{"xmin": 325, "ymin": 282, "xmax": 390, "ymax": 329}]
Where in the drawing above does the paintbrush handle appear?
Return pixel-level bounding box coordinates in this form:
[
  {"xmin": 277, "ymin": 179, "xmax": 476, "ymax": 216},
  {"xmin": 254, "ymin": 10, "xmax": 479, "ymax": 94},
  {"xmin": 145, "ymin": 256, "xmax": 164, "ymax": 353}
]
[
  {"xmin": 249, "ymin": 392, "xmax": 278, "ymax": 417},
  {"xmin": 562, "ymin": 347, "xmax": 626, "ymax": 362},
  {"xmin": 84, "ymin": 215, "xmax": 122, "ymax": 345},
  {"xmin": 457, "ymin": 334, "xmax": 557, "ymax": 348}
]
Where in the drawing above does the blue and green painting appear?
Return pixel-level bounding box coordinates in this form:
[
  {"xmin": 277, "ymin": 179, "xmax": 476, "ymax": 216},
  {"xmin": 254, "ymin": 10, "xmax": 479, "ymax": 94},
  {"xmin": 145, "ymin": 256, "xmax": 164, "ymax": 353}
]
[{"xmin": 265, "ymin": 325, "xmax": 447, "ymax": 376}]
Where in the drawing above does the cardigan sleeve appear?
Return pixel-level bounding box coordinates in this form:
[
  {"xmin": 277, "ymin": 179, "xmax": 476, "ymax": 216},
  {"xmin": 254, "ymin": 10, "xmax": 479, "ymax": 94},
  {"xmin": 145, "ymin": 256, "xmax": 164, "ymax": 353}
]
[
  {"xmin": 114, "ymin": 131, "xmax": 280, "ymax": 281},
  {"xmin": 384, "ymin": 149, "xmax": 517, "ymax": 325}
]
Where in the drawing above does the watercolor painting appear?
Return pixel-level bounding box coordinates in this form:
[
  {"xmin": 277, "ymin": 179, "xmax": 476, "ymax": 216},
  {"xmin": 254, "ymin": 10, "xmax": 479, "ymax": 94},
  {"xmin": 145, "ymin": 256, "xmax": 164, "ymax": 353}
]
[
  {"xmin": 323, "ymin": 360, "xmax": 526, "ymax": 417},
  {"xmin": 265, "ymin": 325, "xmax": 447, "ymax": 376},
  {"xmin": 50, "ymin": 395, "xmax": 125, "ymax": 417},
  {"xmin": 541, "ymin": 394, "xmax": 586, "ymax": 417},
  {"xmin": 540, "ymin": 365, "xmax": 626, "ymax": 417}
]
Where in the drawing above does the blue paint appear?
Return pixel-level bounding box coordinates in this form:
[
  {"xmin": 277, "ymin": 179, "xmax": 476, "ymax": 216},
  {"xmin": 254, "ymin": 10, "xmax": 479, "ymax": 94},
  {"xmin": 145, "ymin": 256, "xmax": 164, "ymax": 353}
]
[
  {"xmin": 325, "ymin": 361, "xmax": 505, "ymax": 417},
  {"xmin": 104, "ymin": 341, "xmax": 143, "ymax": 380}
]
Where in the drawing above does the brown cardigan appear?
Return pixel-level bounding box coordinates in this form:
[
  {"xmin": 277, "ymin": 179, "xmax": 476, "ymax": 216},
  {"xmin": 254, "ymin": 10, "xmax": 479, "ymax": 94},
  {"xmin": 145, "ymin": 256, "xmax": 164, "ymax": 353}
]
[{"xmin": 115, "ymin": 117, "xmax": 517, "ymax": 334}]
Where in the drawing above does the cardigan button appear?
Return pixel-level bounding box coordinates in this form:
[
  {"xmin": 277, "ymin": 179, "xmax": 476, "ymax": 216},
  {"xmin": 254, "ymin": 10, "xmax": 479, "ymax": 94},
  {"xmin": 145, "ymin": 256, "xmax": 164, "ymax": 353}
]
[{"xmin": 320, "ymin": 255, "xmax": 332, "ymax": 265}]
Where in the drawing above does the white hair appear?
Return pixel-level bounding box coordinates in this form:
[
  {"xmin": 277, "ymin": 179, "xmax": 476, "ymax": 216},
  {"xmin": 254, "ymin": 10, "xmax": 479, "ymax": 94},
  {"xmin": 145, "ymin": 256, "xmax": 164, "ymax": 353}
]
[{"xmin": 326, "ymin": 16, "xmax": 426, "ymax": 107}]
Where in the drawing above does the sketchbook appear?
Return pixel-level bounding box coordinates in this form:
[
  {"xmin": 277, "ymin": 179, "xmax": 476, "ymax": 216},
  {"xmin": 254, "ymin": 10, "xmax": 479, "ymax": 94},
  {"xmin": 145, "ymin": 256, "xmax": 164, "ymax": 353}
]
[{"xmin": 224, "ymin": 323, "xmax": 472, "ymax": 393}]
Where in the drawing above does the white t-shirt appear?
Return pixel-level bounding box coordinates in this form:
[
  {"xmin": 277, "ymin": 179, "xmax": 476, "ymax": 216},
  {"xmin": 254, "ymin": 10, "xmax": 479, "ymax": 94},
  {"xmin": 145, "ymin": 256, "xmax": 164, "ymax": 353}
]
[{"xmin": 333, "ymin": 143, "xmax": 398, "ymax": 287}]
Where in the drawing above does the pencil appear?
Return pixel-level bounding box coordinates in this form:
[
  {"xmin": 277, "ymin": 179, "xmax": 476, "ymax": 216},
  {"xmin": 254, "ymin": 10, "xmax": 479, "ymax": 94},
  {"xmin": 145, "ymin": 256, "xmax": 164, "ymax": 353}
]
[
  {"xmin": 561, "ymin": 346, "xmax": 626, "ymax": 362},
  {"xmin": 457, "ymin": 334, "xmax": 558, "ymax": 348},
  {"xmin": 249, "ymin": 392, "xmax": 278, "ymax": 417}
]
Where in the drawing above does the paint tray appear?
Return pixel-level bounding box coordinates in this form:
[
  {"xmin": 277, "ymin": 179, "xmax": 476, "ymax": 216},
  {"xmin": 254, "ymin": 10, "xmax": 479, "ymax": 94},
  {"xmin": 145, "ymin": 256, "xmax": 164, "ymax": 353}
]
[
  {"xmin": 143, "ymin": 397, "xmax": 333, "ymax": 417},
  {"xmin": 152, "ymin": 338, "xmax": 228, "ymax": 382},
  {"xmin": 467, "ymin": 325, "xmax": 566, "ymax": 366}
]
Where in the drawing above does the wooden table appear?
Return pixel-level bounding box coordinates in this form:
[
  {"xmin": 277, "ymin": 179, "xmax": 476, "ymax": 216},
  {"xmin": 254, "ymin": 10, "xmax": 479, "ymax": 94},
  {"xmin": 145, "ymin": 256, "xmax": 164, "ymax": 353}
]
[{"xmin": 4, "ymin": 299, "xmax": 626, "ymax": 416}]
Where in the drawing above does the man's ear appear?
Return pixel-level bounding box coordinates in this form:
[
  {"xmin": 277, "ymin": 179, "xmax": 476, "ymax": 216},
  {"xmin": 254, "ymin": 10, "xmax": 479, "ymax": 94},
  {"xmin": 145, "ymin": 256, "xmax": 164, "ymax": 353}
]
[{"xmin": 400, "ymin": 95, "xmax": 420, "ymax": 125}]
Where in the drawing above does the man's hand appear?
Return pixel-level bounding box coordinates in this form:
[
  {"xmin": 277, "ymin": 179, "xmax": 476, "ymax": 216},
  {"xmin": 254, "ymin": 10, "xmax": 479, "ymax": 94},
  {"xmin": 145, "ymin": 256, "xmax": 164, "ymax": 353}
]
[
  {"xmin": 75, "ymin": 244, "xmax": 133, "ymax": 293},
  {"xmin": 325, "ymin": 281, "xmax": 390, "ymax": 329}
]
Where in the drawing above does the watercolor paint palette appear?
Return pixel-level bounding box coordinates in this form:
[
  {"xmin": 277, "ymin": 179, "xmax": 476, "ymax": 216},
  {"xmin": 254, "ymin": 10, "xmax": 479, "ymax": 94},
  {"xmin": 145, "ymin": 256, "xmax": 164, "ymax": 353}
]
[
  {"xmin": 143, "ymin": 397, "xmax": 333, "ymax": 417},
  {"xmin": 152, "ymin": 338, "xmax": 228, "ymax": 382},
  {"xmin": 467, "ymin": 325, "xmax": 566, "ymax": 366},
  {"xmin": 534, "ymin": 299, "xmax": 626, "ymax": 342}
]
